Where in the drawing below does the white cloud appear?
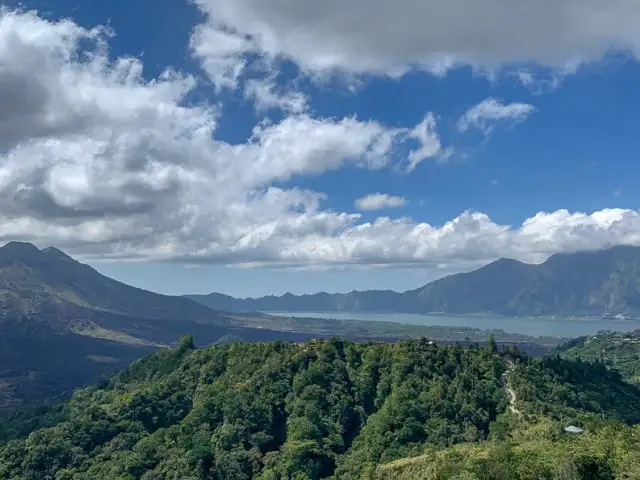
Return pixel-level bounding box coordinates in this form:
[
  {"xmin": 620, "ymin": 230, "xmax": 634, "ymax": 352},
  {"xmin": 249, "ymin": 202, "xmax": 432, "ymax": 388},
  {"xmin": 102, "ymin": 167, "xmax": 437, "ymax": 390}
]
[
  {"xmin": 513, "ymin": 61, "xmax": 585, "ymax": 94},
  {"xmin": 244, "ymin": 77, "xmax": 307, "ymax": 114},
  {"xmin": 2, "ymin": 9, "xmax": 640, "ymax": 277},
  {"xmin": 189, "ymin": 23, "xmax": 253, "ymax": 91},
  {"xmin": 0, "ymin": 9, "xmax": 397, "ymax": 259},
  {"xmin": 458, "ymin": 98, "xmax": 536, "ymax": 134},
  {"xmin": 405, "ymin": 113, "xmax": 447, "ymax": 172},
  {"xmin": 191, "ymin": 0, "xmax": 640, "ymax": 81},
  {"xmin": 355, "ymin": 194, "xmax": 407, "ymax": 211}
]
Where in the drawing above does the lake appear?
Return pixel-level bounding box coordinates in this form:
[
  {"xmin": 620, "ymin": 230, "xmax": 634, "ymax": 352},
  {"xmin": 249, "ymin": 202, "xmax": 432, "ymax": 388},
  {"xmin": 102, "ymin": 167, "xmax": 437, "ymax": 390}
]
[{"xmin": 267, "ymin": 311, "xmax": 640, "ymax": 339}]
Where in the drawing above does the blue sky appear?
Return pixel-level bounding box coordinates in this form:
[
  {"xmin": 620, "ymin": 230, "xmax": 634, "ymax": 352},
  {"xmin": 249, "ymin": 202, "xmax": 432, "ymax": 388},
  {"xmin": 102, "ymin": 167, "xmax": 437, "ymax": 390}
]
[{"xmin": 2, "ymin": 0, "xmax": 640, "ymax": 297}]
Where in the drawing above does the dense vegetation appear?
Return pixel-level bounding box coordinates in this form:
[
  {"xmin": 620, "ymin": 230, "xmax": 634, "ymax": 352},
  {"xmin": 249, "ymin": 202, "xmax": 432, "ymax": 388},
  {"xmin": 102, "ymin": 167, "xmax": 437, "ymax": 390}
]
[
  {"xmin": 558, "ymin": 331, "xmax": 640, "ymax": 384},
  {"xmin": 375, "ymin": 418, "xmax": 640, "ymax": 479},
  {"xmin": 190, "ymin": 245, "xmax": 640, "ymax": 316},
  {"xmin": 1, "ymin": 337, "xmax": 640, "ymax": 479}
]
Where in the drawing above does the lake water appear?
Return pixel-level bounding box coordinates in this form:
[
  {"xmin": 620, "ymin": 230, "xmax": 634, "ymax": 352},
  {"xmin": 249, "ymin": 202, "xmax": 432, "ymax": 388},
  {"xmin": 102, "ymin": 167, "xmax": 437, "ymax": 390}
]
[{"xmin": 267, "ymin": 311, "xmax": 640, "ymax": 339}]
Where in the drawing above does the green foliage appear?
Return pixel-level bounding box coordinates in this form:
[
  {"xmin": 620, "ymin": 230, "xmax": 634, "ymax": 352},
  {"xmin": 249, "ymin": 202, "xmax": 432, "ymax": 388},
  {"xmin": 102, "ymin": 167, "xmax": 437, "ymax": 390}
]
[
  {"xmin": 1, "ymin": 339, "xmax": 640, "ymax": 479},
  {"xmin": 0, "ymin": 404, "xmax": 69, "ymax": 444},
  {"xmin": 510, "ymin": 354, "xmax": 640, "ymax": 424},
  {"xmin": 374, "ymin": 419, "xmax": 640, "ymax": 480},
  {"xmin": 558, "ymin": 331, "xmax": 640, "ymax": 384}
]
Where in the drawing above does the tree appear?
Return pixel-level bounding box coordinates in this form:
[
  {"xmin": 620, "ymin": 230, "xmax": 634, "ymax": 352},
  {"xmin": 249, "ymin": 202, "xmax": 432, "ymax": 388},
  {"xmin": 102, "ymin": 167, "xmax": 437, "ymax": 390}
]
[
  {"xmin": 178, "ymin": 335, "xmax": 196, "ymax": 353},
  {"xmin": 487, "ymin": 334, "xmax": 498, "ymax": 353}
]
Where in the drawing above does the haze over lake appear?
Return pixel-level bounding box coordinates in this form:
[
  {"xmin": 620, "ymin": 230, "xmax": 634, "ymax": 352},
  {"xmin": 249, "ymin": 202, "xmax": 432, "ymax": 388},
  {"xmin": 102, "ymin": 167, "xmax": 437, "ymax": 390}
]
[{"xmin": 268, "ymin": 312, "xmax": 640, "ymax": 339}]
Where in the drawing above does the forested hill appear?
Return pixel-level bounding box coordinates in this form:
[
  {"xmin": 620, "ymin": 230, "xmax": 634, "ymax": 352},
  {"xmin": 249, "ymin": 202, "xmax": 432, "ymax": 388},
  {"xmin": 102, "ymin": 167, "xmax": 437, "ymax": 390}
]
[
  {"xmin": 2, "ymin": 338, "xmax": 640, "ymax": 479},
  {"xmin": 188, "ymin": 245, "xmax": 640, "ymax": 316},
  {"xmin": 557, "ymin": 330, "xmax": 640, "ymax": 384}
]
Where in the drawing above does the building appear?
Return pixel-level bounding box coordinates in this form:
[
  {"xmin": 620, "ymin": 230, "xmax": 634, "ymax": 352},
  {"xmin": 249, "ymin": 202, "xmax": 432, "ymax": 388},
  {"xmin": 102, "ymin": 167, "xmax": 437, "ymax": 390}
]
[{"xmin": 564, "ymin": 425, "xmax": 584, "ymax": 434}]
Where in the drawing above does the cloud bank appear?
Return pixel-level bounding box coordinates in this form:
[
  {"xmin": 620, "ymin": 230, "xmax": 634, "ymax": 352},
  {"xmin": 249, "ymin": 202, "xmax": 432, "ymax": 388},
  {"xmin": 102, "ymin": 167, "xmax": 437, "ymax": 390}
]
[
  {"xmin": 0, "ymin": 8, "xmax": 639, "ymax": 275},
  {"xmin": 191, "ymin": 0, "xmax": 640, "ymax": 81}
]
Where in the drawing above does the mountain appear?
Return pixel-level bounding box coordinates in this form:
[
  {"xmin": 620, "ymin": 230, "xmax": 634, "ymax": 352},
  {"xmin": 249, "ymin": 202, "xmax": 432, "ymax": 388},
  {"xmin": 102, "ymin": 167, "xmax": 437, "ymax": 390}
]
[
  {"xmin": 188, "ymin": 245, "xmax": 640, "ymax": 316},
  {"xmin": 0, "ymin": 242, "xmax": 336, "ymax": 409},
  {"xmin": 0, "ymin": 241, "xmax": 226, "ymax": 325},
  {"xmin": 0, "ymin": 242, "xmax": 559, "ymax": 410},
  {"xmin": 0, "ymin": 241, "xmax": 324, "ymax": 348},
  {"xmin": 186, "ymin": 289, "xmax": 407, "ymax": 313},
  {"xmin": 1, "ymin": 339, "xmax": 640, "ymax": 479}
]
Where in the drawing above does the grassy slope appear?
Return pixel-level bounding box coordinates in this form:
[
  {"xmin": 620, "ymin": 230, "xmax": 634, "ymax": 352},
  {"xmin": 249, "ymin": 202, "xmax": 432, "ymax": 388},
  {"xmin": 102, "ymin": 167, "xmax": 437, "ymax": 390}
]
[{"xmin": 374, "ymin": 419, "xmax": 640, "ymax": 479}]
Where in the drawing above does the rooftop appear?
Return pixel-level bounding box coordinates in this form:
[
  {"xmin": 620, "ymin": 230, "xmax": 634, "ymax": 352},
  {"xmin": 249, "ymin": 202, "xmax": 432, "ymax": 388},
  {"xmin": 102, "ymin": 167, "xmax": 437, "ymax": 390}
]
[{"xmin": 564, "ymin": 425, "xmax": 584, "ymax": 434}]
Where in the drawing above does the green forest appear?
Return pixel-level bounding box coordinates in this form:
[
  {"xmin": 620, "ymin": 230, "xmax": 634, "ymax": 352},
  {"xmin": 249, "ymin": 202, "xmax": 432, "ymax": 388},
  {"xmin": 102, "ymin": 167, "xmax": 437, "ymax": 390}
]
[
  {"xmin": 1, "ymin": 336, "xmax": 640, "ymax": 479},
  {"xmin": 557, "ymin": 331, "xmax": 640, "ymax": 385}
]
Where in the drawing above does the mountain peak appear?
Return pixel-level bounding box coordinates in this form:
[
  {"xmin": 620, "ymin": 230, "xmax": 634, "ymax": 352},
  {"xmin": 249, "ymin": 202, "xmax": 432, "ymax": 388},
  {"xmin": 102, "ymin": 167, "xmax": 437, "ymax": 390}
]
[
  {"xmin": 0, "ymin": 241, "xmax": 41, "ymax": 258},
  {"xmin": 494, "ymin": 257, "xmax": 518, "ymax": 263},
  {"xmin": 489, "ymin": 257, "xmax": 522, "ymax": 267},
  {"xmin": 476, "ymin": 256, "xmax": 528, "ymax": 273},
  {"xmin": 0, "ymin": 242, "xmax": 79, "ymax": 265},
  {"xmin": 41, "ymin": 246, "xmax": 75, "ymax": 261}
]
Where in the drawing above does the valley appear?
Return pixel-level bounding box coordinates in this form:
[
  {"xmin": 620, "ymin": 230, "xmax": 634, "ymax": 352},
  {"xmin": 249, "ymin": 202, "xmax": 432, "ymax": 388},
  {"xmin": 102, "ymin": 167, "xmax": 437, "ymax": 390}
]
[{"xmin": 3, "ymin": 2, "xmax": 640, "ymax": 477}]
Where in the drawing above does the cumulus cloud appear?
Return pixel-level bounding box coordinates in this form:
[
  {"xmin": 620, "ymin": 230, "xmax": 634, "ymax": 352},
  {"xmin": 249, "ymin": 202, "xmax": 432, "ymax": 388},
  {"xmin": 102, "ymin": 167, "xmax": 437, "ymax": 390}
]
[
  {"xmin": 1, "ymin": 9, "xmax": 640, "ymax": 276},
  {"xmin": 355, "ymin": 194, "xmax": 407, "ymax": 211},
  {"xmin": 458, "ymin": 98, "xmax": 536, "ymax": 134},
  {"xmin": 0, "ymin": 9, "xmax": 397, "ymax": 260},
  {"xmin": 405, "ymin": 113, "xmax": 448, "ymax": 171},
  {"xmin": 191, "ymin": 0, "xmax": 640, "ymax": 81}
]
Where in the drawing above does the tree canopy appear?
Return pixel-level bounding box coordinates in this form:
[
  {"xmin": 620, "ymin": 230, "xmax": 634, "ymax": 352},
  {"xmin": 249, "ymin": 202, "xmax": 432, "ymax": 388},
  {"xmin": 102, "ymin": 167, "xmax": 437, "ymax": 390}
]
[{"xmin": 1, "ymin": 338, "xmax": 639, "ymax": 479}]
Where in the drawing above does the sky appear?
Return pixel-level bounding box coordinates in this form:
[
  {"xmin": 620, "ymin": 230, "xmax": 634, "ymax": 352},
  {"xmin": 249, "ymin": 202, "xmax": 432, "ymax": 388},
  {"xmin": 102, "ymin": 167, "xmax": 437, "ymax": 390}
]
[{"xmin": 1, "ymin": 0, "xmax": 640, "ymax": 297}]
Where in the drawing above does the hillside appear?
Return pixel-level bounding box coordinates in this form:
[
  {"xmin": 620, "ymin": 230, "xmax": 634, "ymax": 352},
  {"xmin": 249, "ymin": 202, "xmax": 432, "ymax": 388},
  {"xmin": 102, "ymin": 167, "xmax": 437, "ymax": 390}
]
[
  {"xmin": 189, "ymin": 245, "xmax": 640, "ymax": 316},
  {"xmin": 557, "ymin": 330, "xmax": 640, "ymax": 384},
  {"xmin": 1, "ymin": 338, "xmax": 639, "ymax": 479},
  {"xmin": 0, "ymin": 242, "xmax": 558, "ymax": 410},
  {"xmin": 0, "ymin": 241, "xmax": 230, "ymax": 325},
  {"xmin": 374, "ymin": 419, "xmax": 640, "ymax": 479},
  {"xmin": 0, "ymin": 242, "xmax": 340, "ymax": 408}
]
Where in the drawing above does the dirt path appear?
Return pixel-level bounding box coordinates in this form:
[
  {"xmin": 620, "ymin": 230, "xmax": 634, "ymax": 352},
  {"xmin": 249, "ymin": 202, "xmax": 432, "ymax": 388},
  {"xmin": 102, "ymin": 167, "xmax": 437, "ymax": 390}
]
[{"xmin": 502, "ymin": 359, "xmax": 521, "ymax": 416}]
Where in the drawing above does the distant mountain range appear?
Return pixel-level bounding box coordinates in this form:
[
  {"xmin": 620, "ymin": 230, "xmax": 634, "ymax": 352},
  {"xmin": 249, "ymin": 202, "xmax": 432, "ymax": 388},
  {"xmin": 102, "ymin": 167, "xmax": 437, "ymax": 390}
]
[{"xmin": 187, "ymin": 245, "xmax": 640, "ymax": 317}]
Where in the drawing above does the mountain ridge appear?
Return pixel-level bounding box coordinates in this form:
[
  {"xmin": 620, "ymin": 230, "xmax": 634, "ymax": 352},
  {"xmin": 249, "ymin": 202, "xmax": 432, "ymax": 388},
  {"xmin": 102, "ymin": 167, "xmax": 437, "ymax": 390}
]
[
  {"xmin": 187, "ymin": 245, "xmax": 640, "ymax": 316},
  {"xmin": 0, "ymin": 241, "xmax": 326, "ymax": 409},
  {"xmin": 0, "ymin": 241, "xmax": 225, "ymax": 325}
]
